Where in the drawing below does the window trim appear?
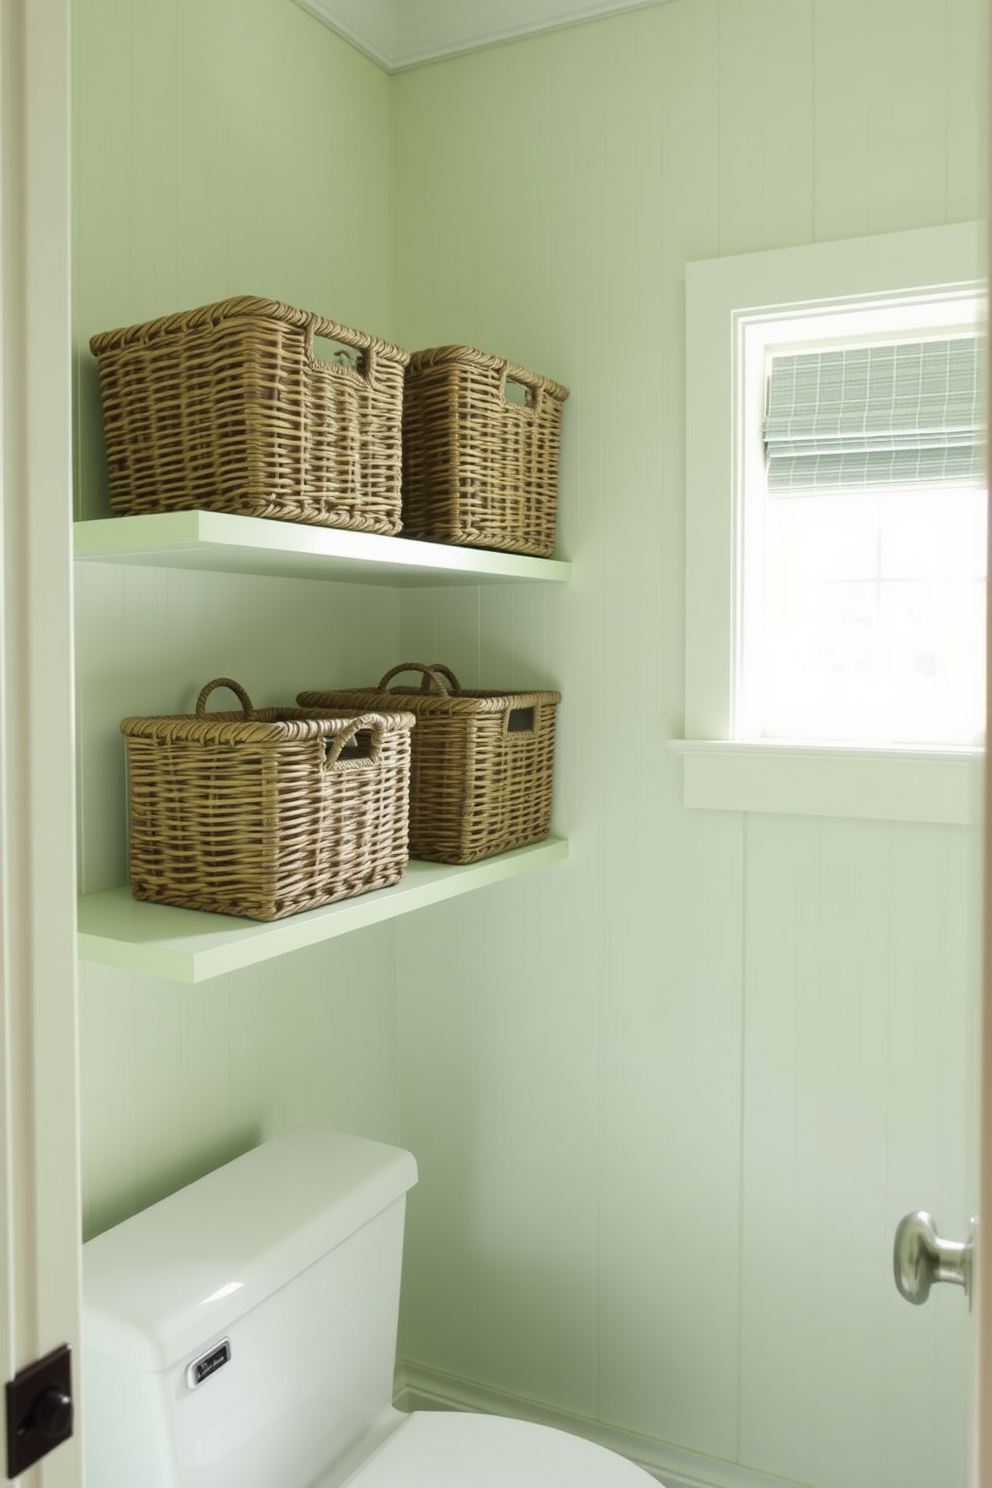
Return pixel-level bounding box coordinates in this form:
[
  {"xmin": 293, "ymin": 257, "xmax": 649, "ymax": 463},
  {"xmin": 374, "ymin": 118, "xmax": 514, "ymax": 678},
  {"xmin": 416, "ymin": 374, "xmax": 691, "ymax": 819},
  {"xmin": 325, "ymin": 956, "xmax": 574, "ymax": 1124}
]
[{"xmin": 679, "ymin": 221, "xmax": 986, "ymax": 824}]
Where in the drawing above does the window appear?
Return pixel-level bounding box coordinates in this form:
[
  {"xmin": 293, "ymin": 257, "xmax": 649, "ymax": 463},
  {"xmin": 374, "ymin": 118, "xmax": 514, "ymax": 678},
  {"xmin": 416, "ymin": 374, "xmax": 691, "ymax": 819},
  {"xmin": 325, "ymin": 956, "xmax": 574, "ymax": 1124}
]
[
  {"xmin": 676, "ymin": 222, "xmax": 987, "ymax": 824},
  {"xmin": 745, "ymin": 311, "xmax": 986, "ymax": 748}
]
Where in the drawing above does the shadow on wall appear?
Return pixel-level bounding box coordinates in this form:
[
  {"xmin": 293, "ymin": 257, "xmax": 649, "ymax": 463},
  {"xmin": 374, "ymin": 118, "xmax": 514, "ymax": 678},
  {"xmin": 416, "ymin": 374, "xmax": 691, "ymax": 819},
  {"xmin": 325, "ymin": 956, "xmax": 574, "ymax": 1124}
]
[{"xmin": 83, "ymin": 1125, "xmax": 262, "ymax": 1243}]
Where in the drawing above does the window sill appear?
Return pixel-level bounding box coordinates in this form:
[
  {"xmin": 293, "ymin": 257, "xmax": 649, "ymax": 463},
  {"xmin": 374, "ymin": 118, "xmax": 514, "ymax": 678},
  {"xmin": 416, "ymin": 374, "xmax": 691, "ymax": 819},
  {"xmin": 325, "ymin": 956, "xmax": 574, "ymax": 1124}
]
[{"xmin": 668, "ymin": 739, "xmax": 983, "ymax": 825}]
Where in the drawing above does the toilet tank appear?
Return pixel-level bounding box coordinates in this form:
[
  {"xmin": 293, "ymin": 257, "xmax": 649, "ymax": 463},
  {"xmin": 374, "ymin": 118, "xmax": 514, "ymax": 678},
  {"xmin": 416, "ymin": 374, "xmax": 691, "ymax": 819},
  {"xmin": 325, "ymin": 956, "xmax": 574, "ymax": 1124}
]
[{"xmin": 82, "ymin": 1127, "xmax": 418, "ymax": 1488}]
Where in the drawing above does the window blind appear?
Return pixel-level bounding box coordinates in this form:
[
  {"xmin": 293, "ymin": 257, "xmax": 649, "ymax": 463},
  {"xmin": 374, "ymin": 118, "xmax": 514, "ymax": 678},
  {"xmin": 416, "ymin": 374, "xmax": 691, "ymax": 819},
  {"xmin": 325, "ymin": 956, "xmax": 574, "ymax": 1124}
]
[{"xmin": 763, "ymin": 335, "xmax": 986, "ymax": 493}]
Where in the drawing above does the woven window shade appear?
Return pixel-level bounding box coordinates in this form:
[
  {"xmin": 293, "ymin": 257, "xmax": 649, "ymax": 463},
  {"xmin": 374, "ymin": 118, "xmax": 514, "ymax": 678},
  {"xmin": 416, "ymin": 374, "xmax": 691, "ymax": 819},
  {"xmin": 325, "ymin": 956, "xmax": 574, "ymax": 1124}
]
[{"xmin": 763, "ymin": 335, "xmax": 986, "ymax": 493}]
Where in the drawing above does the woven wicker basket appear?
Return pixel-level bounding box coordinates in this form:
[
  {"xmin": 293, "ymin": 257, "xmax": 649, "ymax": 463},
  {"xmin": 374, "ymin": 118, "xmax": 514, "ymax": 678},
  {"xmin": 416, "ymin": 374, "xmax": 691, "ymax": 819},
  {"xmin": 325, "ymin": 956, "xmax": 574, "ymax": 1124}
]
[
  {"xmin": 121, "ymin": 678, "xmax": 415, "ymax": 921},
  {"xmin": 298, "ymin": 663, "xmax": 561, "ymax": 865},
  {"xmin": 402, "ymin": 345, "xmax": 569, "ymax": 557},
  {"xmin": 90, "ymin": 297, "xmax": 410, "ymax": 533}
]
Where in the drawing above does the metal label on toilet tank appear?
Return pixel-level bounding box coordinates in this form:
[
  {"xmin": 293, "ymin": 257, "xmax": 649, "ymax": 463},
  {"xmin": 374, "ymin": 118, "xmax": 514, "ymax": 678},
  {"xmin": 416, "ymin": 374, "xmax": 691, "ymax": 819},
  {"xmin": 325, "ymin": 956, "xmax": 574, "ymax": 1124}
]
[{"xmin": 186, "ymin": 1340, "xmax": 231, "ymax": 1390}]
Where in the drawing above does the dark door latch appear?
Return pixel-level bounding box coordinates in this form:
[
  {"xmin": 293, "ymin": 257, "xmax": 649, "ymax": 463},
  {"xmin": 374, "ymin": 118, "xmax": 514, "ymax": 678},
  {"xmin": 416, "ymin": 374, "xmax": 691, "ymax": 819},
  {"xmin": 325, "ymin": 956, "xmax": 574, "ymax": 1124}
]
[{"xmin": 5, "ymin": 1344, "xmax": 73, "ymax": 1478}]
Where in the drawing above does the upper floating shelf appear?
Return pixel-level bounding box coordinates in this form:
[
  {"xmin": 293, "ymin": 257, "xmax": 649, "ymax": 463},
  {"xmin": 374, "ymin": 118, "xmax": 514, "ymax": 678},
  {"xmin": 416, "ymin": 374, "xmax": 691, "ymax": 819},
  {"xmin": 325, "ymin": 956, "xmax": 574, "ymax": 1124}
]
[
  {"xmin": 77, "ymin": 838, "xmax": 569, "ymax": 983},
  {"xmin": 73, "ymin": 511, "xmax": 572, "ymax": 587}
]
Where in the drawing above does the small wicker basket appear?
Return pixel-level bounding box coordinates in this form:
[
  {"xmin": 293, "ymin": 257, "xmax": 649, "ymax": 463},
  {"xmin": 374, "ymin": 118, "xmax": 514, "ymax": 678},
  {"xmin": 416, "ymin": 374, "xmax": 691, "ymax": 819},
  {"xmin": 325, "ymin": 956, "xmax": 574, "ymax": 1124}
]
[
  {"xmin": 90, "ymin": 297, "xmax": 410, "ymax": 533},
  {"xmin": 402, "ymin": 345, "xmax": 569, "ymax": 557},
  {"xmin": 121, "ymin": 678, "xmax": 415, "ymax": 921},
  {"xmin": 298, "ymin": 662, "xmax": 561, "ymax": 865}
]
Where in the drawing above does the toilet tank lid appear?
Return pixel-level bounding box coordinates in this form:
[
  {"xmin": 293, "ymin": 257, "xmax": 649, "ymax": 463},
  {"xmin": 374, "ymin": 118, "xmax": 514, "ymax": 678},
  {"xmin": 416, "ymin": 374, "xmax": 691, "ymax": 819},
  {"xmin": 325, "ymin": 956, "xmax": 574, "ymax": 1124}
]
[{"xmin": 82, "ymin": 1127, "xmax": 417, "ymax": 1374}]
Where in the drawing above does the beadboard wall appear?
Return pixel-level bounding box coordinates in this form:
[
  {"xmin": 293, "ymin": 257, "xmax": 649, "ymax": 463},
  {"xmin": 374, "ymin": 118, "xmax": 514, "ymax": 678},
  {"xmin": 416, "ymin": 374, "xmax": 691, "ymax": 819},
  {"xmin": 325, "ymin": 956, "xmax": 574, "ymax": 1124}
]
[
  {"xmin": 387, "ymin": 5, "xmax": 986, "ymax": 1486},
  {"xmin": 72, "ymin": 0, "xmax": 407, "ymax": 1232},
  {"xmin": 72, "ymin": 4, "xmax": 986, "ymax": 1488}
]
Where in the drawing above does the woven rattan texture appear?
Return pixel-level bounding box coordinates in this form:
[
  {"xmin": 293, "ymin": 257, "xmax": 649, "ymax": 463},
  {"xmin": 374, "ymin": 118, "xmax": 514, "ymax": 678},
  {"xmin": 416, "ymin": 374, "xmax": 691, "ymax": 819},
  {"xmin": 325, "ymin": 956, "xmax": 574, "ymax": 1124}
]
[
  {"xmin": 402, "ymin": 345, "xmax": 569, "ymax": 557},
  {"xmin": 121, "ymin": 679, "xmax": 415, "ymax": 921},
  {"xmin": 298, "ymin": 663, "xmax": 560, "ymax": 865},
  {"xmin": 90, "ymin": 297, "xmax": 410, "ymax": 533}
]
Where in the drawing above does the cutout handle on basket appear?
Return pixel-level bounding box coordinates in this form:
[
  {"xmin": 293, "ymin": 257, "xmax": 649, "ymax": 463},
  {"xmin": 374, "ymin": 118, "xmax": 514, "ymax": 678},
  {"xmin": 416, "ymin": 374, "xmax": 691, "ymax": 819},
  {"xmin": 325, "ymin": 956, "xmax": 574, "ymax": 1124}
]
[
  {"xmin": 306, "ymin": 314, "xmax": 370, "ymax": 380},
  {"xmin": 195, "ymin": 678, "xmax": 255, "ymax": 719},
  {"xmin": 506, "ymin": 706, "xmax": 535, "ymax": 734},
  {"xmin": 310, "ymin": 333, "xmax": 367, "ymax": 376},
  {"xmin": 376, "ymin": 662, "xmax": 460, "ymax": 696},
  {"xmin": 501, "ymin": 366, "xmax": 542, "ymax": 414},
  {"xmin": 324, "ymin": 713, "xmax": 385, "ymax": 769},
  {"xmin": 503, "ymin": 377, "xmax": 535, "ymax": 409}
]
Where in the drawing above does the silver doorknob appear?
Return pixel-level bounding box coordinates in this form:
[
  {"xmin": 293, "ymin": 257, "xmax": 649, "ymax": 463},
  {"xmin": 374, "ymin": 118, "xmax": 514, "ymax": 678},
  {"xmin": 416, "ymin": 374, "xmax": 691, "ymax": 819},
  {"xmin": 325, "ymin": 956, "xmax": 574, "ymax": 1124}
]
[{"xmin": 893, "ymin": 1210, "xmax": 972, "ymax": 1305}]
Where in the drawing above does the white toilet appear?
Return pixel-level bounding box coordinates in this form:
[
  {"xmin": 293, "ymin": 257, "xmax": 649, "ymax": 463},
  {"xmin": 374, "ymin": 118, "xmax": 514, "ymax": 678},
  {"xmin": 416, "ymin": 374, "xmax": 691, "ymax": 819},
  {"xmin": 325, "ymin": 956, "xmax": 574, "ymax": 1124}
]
[{"xmin": 82, "ymin": 1127, "xmax": 657, "ymax": 1486}]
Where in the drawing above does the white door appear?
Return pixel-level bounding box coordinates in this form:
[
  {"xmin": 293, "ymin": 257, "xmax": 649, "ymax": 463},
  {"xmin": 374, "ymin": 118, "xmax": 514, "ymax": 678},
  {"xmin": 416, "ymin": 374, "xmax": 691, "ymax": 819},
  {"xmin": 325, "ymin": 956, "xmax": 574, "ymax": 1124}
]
[
  {"xmin": 0, "ymin": 0, "xmax": 82, "ymax": 1483},
  {"xmin": 977, "ymin": 426, "xmax": 992, "ymax": 1478},
  {"xmin": 890, "ymin": 149, "xmax": 992, "ymax": 1488}
]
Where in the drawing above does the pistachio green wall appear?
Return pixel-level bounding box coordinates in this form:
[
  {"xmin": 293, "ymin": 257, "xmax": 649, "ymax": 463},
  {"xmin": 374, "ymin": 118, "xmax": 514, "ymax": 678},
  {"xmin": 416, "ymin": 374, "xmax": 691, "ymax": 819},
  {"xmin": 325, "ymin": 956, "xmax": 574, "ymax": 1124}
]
[
  {"xmin": 387, "ymin": 4, "xmax": 985, "ymax": 1487},
  {"xmin": 72, "ymin": 3, "xmax": 987, "ymax": 1487},
  {"xmin": 72, "ymin": 1, "xmax": 406, "ymax": 1232}
]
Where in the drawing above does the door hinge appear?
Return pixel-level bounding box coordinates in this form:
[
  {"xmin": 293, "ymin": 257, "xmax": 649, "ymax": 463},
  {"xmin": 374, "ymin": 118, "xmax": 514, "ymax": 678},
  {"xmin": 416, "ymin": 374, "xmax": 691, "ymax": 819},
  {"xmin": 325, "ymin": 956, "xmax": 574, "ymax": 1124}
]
[{"xmin": 5, "ymin": 1344, "xmax": 73, "ymax": 1479}]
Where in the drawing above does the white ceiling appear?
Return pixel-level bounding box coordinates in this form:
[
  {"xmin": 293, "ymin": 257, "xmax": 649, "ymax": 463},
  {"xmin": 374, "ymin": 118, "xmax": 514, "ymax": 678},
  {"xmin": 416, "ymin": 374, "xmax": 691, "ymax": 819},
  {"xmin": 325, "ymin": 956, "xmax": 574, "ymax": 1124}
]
[{"xmin": 292, "ymin": 0, "xmax": 672, "ymax": 71}]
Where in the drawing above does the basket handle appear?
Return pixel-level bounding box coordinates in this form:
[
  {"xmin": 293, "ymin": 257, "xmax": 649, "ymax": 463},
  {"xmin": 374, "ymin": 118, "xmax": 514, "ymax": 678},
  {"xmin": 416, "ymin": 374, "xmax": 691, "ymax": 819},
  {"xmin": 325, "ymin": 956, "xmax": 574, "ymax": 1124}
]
[
  {"xmin": 195, "ymin": 677, "xmax": 256, "ymax": 719},
  {"xmin": 376, "ymin": 662, "xmax": 459, "ymax": 696},
  {"xmin": 304, "ymin": 313, "xmax": 374, "ymax": 383},
  {"xmin": 425, "ymin": 663, "xmax": 462, "ymax": 694},
  {"xmin": 501, "ymin": 364, "xmax": 544, "ymax": 416},
  {"xmin": 324, "ymin": 713, "xmax": 385, "ymax": 768}
]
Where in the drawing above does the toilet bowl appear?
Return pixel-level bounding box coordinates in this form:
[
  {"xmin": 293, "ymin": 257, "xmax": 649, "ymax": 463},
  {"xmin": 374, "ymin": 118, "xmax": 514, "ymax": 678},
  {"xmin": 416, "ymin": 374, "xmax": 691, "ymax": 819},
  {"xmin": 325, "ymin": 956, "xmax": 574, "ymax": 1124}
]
[
  {"xmin": 333, "ymin": 1409, "xmax": 653, "ymax": 1486},
  {"xmin": 82, "ymin": 1127, "xmax": 657, "ymax": 1487}
]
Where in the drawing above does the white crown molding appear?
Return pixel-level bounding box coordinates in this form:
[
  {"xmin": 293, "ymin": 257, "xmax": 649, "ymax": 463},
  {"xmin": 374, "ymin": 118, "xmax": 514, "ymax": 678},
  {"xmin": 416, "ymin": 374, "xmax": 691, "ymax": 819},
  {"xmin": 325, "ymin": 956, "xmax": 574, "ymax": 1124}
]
[
  {"xmin": 293, "ymin": 0, "xmax": 671, "ymax": 71},
  {"xmin": 293, "ymin": 0, "xmax": 396, "ymax": 69}
]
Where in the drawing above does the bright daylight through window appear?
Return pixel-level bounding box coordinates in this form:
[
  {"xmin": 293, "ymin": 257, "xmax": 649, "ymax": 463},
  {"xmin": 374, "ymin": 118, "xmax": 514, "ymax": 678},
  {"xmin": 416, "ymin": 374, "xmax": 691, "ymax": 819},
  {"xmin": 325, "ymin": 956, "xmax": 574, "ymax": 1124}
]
[{"xmin": 741, "ymin": 309, "xmax": 987, "ymax": 748}]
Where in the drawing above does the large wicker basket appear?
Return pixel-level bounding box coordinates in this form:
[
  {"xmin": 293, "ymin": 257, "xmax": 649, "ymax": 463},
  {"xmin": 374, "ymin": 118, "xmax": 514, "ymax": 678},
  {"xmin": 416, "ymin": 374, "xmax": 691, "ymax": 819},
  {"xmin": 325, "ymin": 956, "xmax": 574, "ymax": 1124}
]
[
  {"xmin": 298, "ymin": 663, "xmax": 561, "ymax": 865},
  {"xmin": 90, "ymin": 297, "xmax": 410, "ymax": 533},
  {"xmin": 402, "ymin": 345, "xmax": 569, "ymax": 557},
  {"xmin": 121, "ymin": 678, "xmax": 415, "ymax": 921}
]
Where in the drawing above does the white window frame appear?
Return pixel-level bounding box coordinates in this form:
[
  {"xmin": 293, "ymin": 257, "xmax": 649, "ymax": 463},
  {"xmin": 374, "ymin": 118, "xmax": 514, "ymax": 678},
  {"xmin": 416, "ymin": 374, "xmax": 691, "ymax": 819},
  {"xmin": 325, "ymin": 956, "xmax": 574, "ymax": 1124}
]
[{"xmin": 675, "ymin": 221, "xmax": 987, "ymax": 825}]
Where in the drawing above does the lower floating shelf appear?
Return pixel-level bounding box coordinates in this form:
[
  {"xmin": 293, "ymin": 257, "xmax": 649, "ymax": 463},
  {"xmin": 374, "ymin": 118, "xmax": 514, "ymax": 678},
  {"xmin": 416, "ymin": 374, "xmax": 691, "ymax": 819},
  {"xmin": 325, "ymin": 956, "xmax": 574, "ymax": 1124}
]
[{"xmin": 77, "ymin": 837, "xmax": 569, "ymax": 984}]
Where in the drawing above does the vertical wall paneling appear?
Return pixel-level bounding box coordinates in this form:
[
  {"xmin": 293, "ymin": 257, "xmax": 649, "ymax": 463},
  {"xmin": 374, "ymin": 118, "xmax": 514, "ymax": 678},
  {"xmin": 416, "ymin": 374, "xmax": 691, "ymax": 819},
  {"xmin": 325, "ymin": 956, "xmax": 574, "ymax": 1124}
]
[
  {"xmin": 72, "ymin": 2, "xmax": 405, "ymax": 1244},
  {"xmin": 945, "ymin": 0, "xmax": 989, "ymax": 224},
  {"xmin": 594, "ymin": 805, "xmax": 744, "ymax": 1456},
  {"xmin": 716, "ymin": 0, "xmax": 815, "ymax": 256},
  {"xmin": 389, "ymin": 2, "xmax": 985, "ymax": 1485},
  {"xmin": 79, "ymin": 926, "xmax": 399, "ymax": 1243},
  {"xmin": 396, "ymin": 861, "xmax": 603, "ymax": 1417},
  {"xmin": 812, "ymin": 0, "xmax": 961, "ymax": 243}
]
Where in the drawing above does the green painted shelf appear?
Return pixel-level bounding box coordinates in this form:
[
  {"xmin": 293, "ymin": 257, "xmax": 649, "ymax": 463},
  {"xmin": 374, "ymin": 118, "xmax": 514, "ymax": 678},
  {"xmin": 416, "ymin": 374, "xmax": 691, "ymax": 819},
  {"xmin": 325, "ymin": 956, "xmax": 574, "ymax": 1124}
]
[
  {"xmin": 77, "ymin": 838, "xmax": 569, "ymax": 983},
  {"xmin": 73, "ymin": 510, "xmax": 572, "ymax": 586}
]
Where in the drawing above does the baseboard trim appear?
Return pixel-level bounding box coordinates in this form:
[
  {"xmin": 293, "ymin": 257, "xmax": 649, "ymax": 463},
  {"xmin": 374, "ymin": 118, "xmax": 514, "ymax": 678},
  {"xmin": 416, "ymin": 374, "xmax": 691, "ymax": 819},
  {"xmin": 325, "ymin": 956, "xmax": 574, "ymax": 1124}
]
[{"xmin": 394, "ymin": 1361, "xmax": 803, "ymax": 1488}]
